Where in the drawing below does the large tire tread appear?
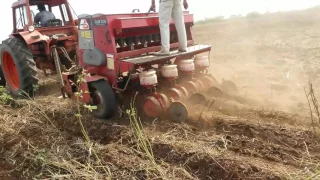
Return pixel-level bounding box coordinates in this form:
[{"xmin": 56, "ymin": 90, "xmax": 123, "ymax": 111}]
[
  {"xmin": 89, "ymin": 80, "xmax": 116, "ymax": 119},
  {"xmin": 0, "ymin": 37, "xmax": 38, "ymax": 97}
]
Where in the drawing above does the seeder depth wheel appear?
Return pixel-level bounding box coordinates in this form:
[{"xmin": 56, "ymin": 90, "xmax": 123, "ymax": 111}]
[{"xmin": 168, "ymin": 102, "xmax": 188, "ymax": 123}]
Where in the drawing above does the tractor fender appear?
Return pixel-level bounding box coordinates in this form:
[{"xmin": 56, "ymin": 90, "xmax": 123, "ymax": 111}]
[{"xmin": 12, "ymin": 30, "xmax": 49, "ymax": 45}]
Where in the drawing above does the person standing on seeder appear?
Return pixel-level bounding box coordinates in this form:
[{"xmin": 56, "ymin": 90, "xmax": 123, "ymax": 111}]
[{"xmin": 150, "ymin": 0, "xmax": 189, "ymax": 56}]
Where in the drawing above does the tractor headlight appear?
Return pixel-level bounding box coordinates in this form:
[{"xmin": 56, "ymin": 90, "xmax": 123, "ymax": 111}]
[{"xmin": 28, "ymin": 25, "xmax": 35, "ymax": 32}]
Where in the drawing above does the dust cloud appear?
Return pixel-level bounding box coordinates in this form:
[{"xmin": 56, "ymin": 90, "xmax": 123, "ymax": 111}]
[{"xmin": 194, "ymin": 8, "xmax": 320, "ymax": 115}]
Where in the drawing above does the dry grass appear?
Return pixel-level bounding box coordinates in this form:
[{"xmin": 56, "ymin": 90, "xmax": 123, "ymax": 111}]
[
  {"xmin": 1, "ymin": 6, "xmax": 320, "ymax": 179},
  {"xmin": 0, "ymin": 92, "xmax": 319, "ymax": 179}
]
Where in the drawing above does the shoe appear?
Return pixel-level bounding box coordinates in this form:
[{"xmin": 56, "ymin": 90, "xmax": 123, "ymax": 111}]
[
  {"xmin": 178, "ymin": 49, "xmax": 187, "ymax": 52},
  {"xmin": 154, "ymin": 50, "xmax": 170, "ymax": 56}
]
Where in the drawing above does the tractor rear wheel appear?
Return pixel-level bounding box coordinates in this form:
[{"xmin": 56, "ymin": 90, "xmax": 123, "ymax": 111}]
[
  {"xmin": 0, "ymin": 38, "xmax": 38, "ymax": 97},
  {"xmin": 0, "ymin": 68, "xmax": 6, "ymax": 87},
  {"xmin": 0, "ymin": 45, "xmax": 6, "ymax": 87},
  {"xmin": 89, "ymin": 80, "xmax": 116, "ymax": 119}
]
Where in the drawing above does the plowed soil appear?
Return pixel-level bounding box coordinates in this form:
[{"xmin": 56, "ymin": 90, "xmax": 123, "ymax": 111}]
[{"xmin": 1, "ymin": 7, "xmax": 320, "ymax": 180}]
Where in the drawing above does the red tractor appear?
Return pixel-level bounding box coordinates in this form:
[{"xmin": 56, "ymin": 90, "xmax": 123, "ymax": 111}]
[
  {"xmin": 0, "ymin": 0, "xmax": 236, "ymax": 122},
  {"xmin": 0, "ymin": 0, "xmax": 78, "ymax": 95}
]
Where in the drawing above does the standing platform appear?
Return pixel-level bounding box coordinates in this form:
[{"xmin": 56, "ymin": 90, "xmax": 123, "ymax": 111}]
[{"xmin": 121, "ymin": 44, "xmax": 211, "ymax": 65}]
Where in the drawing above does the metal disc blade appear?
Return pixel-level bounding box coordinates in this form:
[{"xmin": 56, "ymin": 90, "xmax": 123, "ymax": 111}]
[
  {"xmin": 168, "ymin": 102, "xmax": 188, "ymax": 123},
  {"xmin": 208, "ymin": 86, "xmax": 224, "ymax": 97},
  {"xmin": 221, "ymin": 80, "xmax": 238, "ymax": 94},
  {"xmin": 175, "ymin": 85, "xmax": 189, "ymax": 99},
  {"xmin": 167, "ymin": 87, "xmax": 183, "ymax": 101},
  {"xmin": 206, "ymin": 75, "xmax": 218, "ymax": 86},
  {"xmin": 143, "ymin": 96, "xmax": 162, "ymax": 118},
  {"xmin": 189, "ymin": 93, "xmax": 207, "ymax": 105}
]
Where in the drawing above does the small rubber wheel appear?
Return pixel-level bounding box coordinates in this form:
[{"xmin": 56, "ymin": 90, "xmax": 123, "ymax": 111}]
[
  {"xmin": 0, "ymin": 38, "xmax": 38, "ymax": 97},
  {"xmin": 89, "ymin": 80, "xmax": 117, "ymax": 119},
  {"xmin": 168, "ymin": 102, "xmax": 188, "ymax": 123}
]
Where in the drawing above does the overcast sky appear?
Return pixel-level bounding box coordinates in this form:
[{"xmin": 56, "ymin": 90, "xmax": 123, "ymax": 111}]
[{"xmin": 1, "ymin": 0, "xmax": 320, "ymax": 40}]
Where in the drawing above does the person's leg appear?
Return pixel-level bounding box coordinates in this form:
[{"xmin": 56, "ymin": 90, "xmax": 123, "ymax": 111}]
[
  {"xmin": 172, "ymin": 0, "xmax": 187, "ymax": 52},
  {"xmin": 155, "ymin": 0, "xmax": 174, "ymax": 56}
]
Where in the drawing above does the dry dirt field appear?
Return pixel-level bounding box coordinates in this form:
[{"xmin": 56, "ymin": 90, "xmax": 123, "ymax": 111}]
[{"xmin": 0, "ymin": 7, "xmax": 320, "ymax": 180}]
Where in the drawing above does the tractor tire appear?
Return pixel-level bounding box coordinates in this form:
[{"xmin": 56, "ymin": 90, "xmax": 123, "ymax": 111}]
[
  {"xmin": 0, "ymin": 37, "xmax": 38, "ymax": 97},
  {"xmin": 89, "ymin": 80, "xmax": 117, "ymax": 119},
  {"xmin": 0, "ymin": 68, "xmax": 6, "ymax": 86}
]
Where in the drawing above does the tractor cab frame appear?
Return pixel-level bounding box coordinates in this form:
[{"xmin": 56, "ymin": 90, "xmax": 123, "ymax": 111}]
[
  {"xmin": 0, "ymin": 0, "xmax": 79, "ymax": 99},
  {"xmin": 9, "ymin": 0, "xmax": 79, "ymax": 76},
  {"xmin": 12, "ymin": 0, "xmax": 75, "ymax": 33}
]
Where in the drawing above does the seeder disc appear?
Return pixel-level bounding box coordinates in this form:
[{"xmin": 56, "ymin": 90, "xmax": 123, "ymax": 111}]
[
  {"xmin": 168, "ymin": 102, "xmax": 188, "ymax": 123},
  {"xmin": 143, "ymin": 96, "xmax": 162, "ymax": 118},
  {"xmin": 221, "ymin": 80, "xmax": 238, "ymax": 94},
  {"xmin": 182, "ymin": 81, "xmax": 198, "ymax": 94},
  {"xmin": 208, "ymin": 86, "xmax": 224, "ymax": 97},
  {"xmin": 199, "ymin": 75, "xmax": 219, "ymax": 90},
  {"xmin": 206, "ymin": 75, "xmax": 219, "ymax": 86},
  {"xmin": 189, "ymin": 93, "xmax": 207, "ymax": 105},
  {"xmin": 158, "ymin": 93, "xmax": 171, "ymax": 109},
  {"xmin": 167, "ymin": 87, "xmax": 184, "ymax": 101},
  {"xmin": 193, "ymin": 79, "xmax": 205, "ymax": 91},
  {"xmin": 175, "ymin": 85, "xmax": 189, "ymax": 99}
]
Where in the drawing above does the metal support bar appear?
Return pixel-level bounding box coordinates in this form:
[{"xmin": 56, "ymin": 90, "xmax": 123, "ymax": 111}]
[
  {"xmin": 51, "ymin": 45, "xmax": 64, "ymax": 87},
  {"xmin": 51, "ymin": 45, "xmax": 67, "ymax": 98},
  {"xmin": 112, "ymin": 59, "xmax": 132, "ymax": 92},
  {"xmin": 112, "ymin": 74, "xmax": 132, "ymax": 92},
  {"xmin": 122, "ymin": 44, "xmax": 211, "ymax": 65}
]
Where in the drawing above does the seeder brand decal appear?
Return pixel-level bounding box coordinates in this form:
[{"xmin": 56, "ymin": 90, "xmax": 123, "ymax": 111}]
[
  {"xmin": 80, "ymin": 31, "xmax": 91, "ymax": 39},
  {"xmin": 106, "ymin": 54, "xmax": 114, "ymax": 70},
  {"xmin": 93, "ymin": 19, "xmax": 108, "ymax": 26},
  {"xmin": 79, "ymin": 19, "xmax": 90, "ymax": 30}
]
